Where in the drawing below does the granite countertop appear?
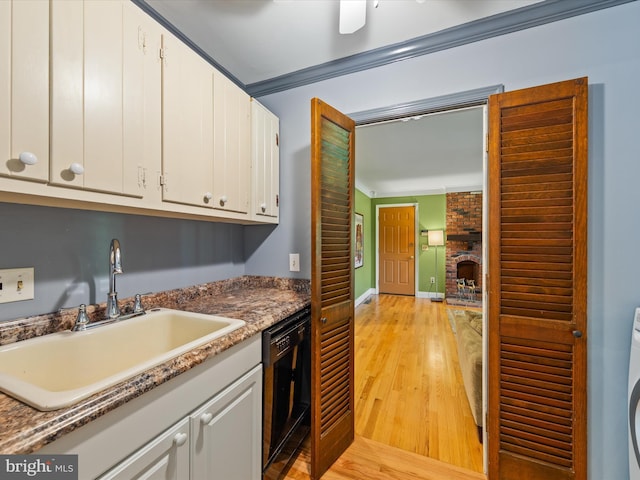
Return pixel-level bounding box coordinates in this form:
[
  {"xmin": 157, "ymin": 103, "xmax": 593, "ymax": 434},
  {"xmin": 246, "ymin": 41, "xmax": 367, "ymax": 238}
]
[{"xmin": 0, "ymin": 276, "xmax": 310, "ymax": 454}]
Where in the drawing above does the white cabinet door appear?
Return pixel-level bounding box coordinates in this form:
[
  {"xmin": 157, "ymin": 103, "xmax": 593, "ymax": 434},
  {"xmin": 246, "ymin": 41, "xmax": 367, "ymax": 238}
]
[
  {"xmin": 0, "ymin": 0, "xmax": 49, "ymax": 182},
  {"xmin": 98, "ymin": 417, "xmax": 190, "ymax": 480},
  {"xmin": 251, "ymin": 100, "xmax": 280, "ymax": 221},
  {"xmin": 161, "ymin": 31, "xmax": 214, "ymax": 208},
  {"xmin": 83, "ymin": 0, "xmax": 124, "ymax": 194},
  {"xmin": 50, "ymin": 0, "xmax": 159, "ymax": 197},
  {"xmin": 212, "ymin": 71, "xmax": 251, "ymax": 214},
  {"xmin": 190, "ymin": 364, "xmax": 262, "ymax": 480}
]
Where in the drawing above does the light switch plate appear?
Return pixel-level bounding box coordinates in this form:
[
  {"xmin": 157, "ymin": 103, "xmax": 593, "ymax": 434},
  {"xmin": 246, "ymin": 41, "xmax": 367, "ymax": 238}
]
[
  {"xmin": 289, "ymin": 253, "xmax": 300, "ymax": 272},
  {"xmin": 0, "ymin": 267, "xmax": 35, "ymax": 304}
]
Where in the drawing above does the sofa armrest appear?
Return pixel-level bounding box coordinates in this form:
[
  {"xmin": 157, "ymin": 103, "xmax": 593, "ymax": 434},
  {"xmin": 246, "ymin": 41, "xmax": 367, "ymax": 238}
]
[{"xmin": 454, "ymin": 313, "xmax": 483, "ymax": 428}]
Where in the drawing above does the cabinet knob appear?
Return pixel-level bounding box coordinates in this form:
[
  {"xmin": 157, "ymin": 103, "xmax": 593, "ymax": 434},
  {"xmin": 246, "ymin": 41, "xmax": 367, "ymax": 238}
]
[
  {"xmin": 69, "ymin": 163, "xmax": 84, "ymax": 175},
  {"xmin": 572, "ymin": 330, "xmax": 583, "ymax": 338},
  {"xmin": 321, "ymin": 317, "xmax": 327, "ymax": 324},
  {"xmin": 173, "ymin": 432, "xmax": 188, "ymax": 447},
  {"xmin": 219, "ymin": 195, "xmax": 228, "ymax": 205},
  {"xmin": 18, "ymin": 152, "xmax": 38, "ymax": 166},
  {"xmin": 260, "ymin": 203, "xmax": 267, "ymax": 213},
  {"xmin": 204, "ymin": 192, "xmax": 213, "ymax": 202},
  {"xmin": 200, "ymin": 412, "xmax": 213, "ymax": 425}
]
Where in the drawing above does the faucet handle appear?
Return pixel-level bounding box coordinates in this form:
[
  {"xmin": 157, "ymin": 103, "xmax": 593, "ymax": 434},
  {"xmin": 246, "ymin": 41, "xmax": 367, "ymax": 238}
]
[
  {"xmin": 133, "ymin": 293, "xmax": 146, "ymax": 314},
  {"xmin": 72, "ymin": 304, "xmax": 90, "ymax": 331}
]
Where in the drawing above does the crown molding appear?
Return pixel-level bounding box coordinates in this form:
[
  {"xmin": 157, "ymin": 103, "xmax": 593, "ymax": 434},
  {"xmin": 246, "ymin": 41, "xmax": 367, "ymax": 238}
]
[{"xmin": 247, "ymin": 0, "xmax": 635, "ymax": 97}]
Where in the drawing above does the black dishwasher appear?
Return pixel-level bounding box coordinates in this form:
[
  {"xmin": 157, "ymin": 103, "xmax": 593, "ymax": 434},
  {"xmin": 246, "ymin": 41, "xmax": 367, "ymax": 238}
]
[{"xmin": 262, "ymin": 306, "xmax": 311, "ymax": 479}]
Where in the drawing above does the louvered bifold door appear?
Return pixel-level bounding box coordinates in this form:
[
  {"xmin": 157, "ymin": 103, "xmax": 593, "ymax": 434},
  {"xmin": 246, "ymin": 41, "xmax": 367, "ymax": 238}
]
[
  {"xmin": 487, "ymin": 78, "xmax": 588, "ymax": 480},
  {"xmin": 310, "ymin": 98, "xmax": 356, "ymax": 480}
]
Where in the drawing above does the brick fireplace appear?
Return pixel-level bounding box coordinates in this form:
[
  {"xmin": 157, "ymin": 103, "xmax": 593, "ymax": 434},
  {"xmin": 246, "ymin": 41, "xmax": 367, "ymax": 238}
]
[{"xmin": 445, "ymin": 191, "xmax": 482, "ymax": 301}]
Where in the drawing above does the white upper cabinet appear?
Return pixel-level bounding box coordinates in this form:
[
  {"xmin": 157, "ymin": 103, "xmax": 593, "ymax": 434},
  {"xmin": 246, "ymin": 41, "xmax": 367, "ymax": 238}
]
[
  {"xmin": 162, "ymin": 38, "xmax": 251, "ymax": 216},
  {"xmin": 0, "ymin": 0, "xmax": 50, "ymax": 182},
  {"xmin": 0, "ymin": 0, "xmax": 277, "ymax": 225},
  {"xmin": 50, "ymin": 0, "xmax": 161, "ymax": 197},
  {"xmin": 212, "ymin": 71, "xmax": 251, "ymax": 214},
  {"xmin": 251, "ymin": 100, "xmax": 280, "ymax": 222},
  {"xmin": 161, "ymin": 31, "xmax": 215, "ymax": 208}
]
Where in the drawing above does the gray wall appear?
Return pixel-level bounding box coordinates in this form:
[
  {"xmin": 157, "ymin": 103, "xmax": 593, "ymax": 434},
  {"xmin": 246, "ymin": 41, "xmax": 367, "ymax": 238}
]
[
  {"xmin": 250, "ymin": 3, "xmax": 640, "ymax": 479},
  {"xmin": 0, "ymin": 202, "xmax": 245, "ymax": 321}
]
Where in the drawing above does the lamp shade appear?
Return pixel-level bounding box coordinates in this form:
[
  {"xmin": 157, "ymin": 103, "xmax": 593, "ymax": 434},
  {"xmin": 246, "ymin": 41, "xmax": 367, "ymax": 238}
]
[{"xmin": 427, "ymin": 230, "xmax": 445, "ymax": 247}]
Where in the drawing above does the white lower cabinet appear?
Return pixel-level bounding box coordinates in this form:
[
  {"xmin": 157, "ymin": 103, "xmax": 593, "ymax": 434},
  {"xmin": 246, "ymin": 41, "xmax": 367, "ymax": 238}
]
[
  {"xmin": 39, "ymin": 335, "xmax": 262, "ymax": 480},
  {"xmin": 99, "ymin": 365, "xmax": 261, "ymax": 480},
  {"xmin": 190, "ymin": 365, "xmax": 262, "ymax": 480},
  {"xmin": 97, "ymin": 418, "xmax": 190, "ymax": 480}
]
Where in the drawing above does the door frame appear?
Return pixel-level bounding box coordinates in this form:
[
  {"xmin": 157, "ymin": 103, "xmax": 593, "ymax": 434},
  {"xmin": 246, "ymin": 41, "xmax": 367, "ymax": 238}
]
[
  {"xmin": 375, "ymin": 203, "xmax": 419, "ymax": 296},
  {"xmin": 349, "ymin": 84, "xmax": 503, "ymax": 475}
]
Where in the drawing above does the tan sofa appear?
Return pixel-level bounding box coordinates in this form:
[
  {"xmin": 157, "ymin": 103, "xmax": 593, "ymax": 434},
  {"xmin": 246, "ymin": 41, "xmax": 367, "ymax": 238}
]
[{"xmin": 453, "ymin": 310, "xmax": 483, "ymax": 441}]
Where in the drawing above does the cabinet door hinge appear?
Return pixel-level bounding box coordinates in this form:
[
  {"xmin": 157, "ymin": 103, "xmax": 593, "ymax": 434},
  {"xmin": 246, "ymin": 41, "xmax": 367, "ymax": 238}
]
[
  {"xmin": 485, "ymin": 133, "xmax": 489, "ymax": 153},
  {"xmin": 159, "ymin": 173, "xmax": 167, "ymax": 191}
]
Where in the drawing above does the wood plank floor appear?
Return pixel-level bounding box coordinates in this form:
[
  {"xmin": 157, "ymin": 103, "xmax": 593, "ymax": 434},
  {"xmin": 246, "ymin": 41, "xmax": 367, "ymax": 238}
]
[
  {"xmin": 285, "ymin": 435, "xmax": 484, "ymax": 480},
  {"xmin": 285, "ymin": 294, "xmax": 485, "ymax": 479}
]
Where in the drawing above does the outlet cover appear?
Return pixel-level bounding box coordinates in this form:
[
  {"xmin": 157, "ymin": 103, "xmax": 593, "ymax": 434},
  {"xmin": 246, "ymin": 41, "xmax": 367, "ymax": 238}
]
[{"xmin": 0, "ymin": 267, "xmax": 35, "ymax": 304}]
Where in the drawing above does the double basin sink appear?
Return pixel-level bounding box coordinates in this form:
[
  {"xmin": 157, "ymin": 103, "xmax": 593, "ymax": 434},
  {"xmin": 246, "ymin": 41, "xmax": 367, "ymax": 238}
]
[{"xmin": 0, "ymin": 309, "xmax": 245, "ymax": 411}]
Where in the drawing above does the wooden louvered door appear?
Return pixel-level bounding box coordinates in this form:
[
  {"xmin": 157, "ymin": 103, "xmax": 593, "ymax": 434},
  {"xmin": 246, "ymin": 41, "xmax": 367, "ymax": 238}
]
[
  {"xmin": 487, "ymin": 78, "xmax": 588, "ymax": 480},
  {"xmin": 310, "ymin": 98, "xmax": 355, "ymax": 479}
]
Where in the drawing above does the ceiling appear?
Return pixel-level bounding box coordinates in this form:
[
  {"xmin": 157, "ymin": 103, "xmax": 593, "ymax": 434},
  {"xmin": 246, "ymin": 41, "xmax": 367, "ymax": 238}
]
[
  {"xmin": 356, "ymin": 107, "xmax": 485, "ymax": 197},
  {"xmin": 142, "ymin": 0, "xmax": 540, "ymax": 87},
  {"xmin": 137, "ymin": 0, "xmax": 617, "ymax": 198}
]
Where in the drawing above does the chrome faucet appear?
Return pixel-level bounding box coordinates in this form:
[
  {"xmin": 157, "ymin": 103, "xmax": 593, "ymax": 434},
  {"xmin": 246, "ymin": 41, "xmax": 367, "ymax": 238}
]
[{"xmin": 106, "ymin": 238, "xmax": 122, "ymax": 319}]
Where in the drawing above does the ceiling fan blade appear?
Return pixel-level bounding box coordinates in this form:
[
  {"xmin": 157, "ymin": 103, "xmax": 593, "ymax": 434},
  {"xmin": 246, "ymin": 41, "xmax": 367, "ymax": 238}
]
[{"xmin": 339, "ymin": 0, "xmax": 366, "ymax": 34}]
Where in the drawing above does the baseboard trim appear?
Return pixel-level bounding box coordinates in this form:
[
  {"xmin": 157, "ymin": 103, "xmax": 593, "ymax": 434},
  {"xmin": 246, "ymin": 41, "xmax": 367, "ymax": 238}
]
[
  {"xmin": 355, "ymin": 288, "xmax": 377, "ymax": 307},
  {"xmin": 417, "ymin": 291, "xmax": 445, "ymax": 301}
]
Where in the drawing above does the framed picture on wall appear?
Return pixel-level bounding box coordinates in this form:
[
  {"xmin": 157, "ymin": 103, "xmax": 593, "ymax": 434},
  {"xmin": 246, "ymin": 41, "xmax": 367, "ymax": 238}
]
[{"xmin": 355, "ymin": 212, "xmax": 364, "ymax": 269}]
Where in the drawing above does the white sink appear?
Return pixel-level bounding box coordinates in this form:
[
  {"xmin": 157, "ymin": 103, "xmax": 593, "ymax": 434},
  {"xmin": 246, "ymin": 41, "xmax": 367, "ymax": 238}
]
[{"xmin": 0, "ymin": 308, "xmax": 245, "ymax": 411}]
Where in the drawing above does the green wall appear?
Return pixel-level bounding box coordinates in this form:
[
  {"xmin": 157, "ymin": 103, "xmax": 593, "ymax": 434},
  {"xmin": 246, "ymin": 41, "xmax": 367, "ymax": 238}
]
[
  {"xmin": 355, "ymin": 190, "xmax": 447, "ymax": 297},
  {"xmin": 354, "ymin": 189, "xmax": 374, "ymax": 299}
]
